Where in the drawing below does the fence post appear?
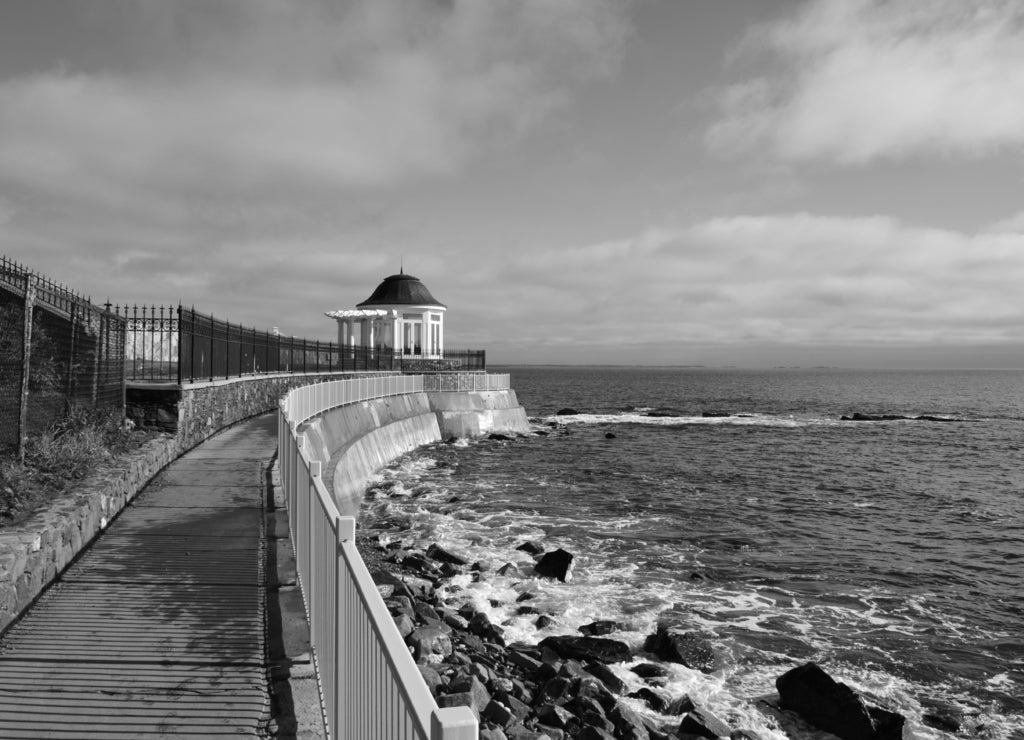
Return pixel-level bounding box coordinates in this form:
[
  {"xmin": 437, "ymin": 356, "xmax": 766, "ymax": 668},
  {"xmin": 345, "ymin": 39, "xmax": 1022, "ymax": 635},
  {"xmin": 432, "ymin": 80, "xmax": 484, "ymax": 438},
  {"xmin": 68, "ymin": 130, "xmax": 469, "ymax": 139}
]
[
  {"xmin": 177, "ymin": 305, "xmax": 185, "ymax": 386},
  {"xmin": 18, "ymin": 279, "xmax": 36, "ymax": 461},
  {"xmin": 430, "ymin": 707, "xmax": 477, "ymax": 740}
]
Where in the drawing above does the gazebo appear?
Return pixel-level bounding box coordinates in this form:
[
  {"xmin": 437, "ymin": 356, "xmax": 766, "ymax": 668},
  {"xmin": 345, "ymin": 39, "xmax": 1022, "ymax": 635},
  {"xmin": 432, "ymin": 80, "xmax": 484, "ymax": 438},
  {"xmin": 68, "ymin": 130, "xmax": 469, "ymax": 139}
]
[{"xmin": 325, "ymin": 271, "xmax": 446, "ymax": 358}]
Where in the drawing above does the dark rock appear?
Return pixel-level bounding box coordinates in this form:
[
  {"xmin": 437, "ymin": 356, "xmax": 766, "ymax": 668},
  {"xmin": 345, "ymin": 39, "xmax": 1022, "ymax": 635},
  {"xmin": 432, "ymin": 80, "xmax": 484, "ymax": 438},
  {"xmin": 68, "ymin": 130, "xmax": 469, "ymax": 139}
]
[
  {"xmin": 536, "ymin": 615, "xmax": 556, "ymax": 629},
  {"xmin": 609, "ymin": 702, "xmax": 650, "ymax": 740},
  {"xmin": 534, "ymin": 549, "xmax": 575, "ymax": 582},
  {"xmin": 570, "ymin": 676, "xmax": 618, "ymax": 713},
  {"xmin": 630, "ymin": 663, "xmax": 671, "ymax": 680},
  {"xmin": 920, "ymin": 699, "xmax": 963, "ymax": 732},
  {"xmin": 556, "ymin": 659, "xmax": 586, "ymax": 680},
  {"xmin": 449, "ymin": 674, "xmax": 492, "ymax": 714},
  {"xmin": 628, "ymin": 687, "xmax": 669, "ymax": 713},
  {"xmin": 776, "ymin": 662, "xmax": 906, "ymax": 740},
  {"xmin": 516, "ymin": 541, "xmax": 545, "ymax": 556},
  {"xmin": 489, "ymin": 433, "xmax": 513, "ymax": 441},
  {"xmin": 535, "ymin": 676, "xmax": 574, "ymax": 706},
  {"xmin": 579, "ymin": 620, "xmax": 625, "ymax": 637},
  {"xmin": 402, "ymin": 553, "xmax": 440, "ymax": 575},
  {"xmin": 539, "ymin": 635, "xmax": 631, "ymax": 664},
  {"xmin": 507, "ymin": 649, "xmax": 543, "ymax": 675},
  {"xmin": 604, "ymin": 432, "xmax": 616, "ymax": 439},
  {"xmin": 479, "ymin": 700, "xmax": 512, "ymax": 728},
  {"xmin": 469, "ymin": 612, "xmax": 495, "ymax": 636},
  {"xmin": 583, "ymin": 661, "xmax": 625, "ymax": 693},
  {"xmin": 417, "ymin": 664, "xmax": 444, "ymax": 696},
  {"xmin": 536, "ymin": 703, "xmax": 576, "ymax": 729},
  {"xmin": 556, "ymin": 408, "xmax": 579, "ymax": 416},
  {"xmin": 442, "ymin": 612, "xmax": 470, "ymax": 631},
  {"xmin": 575, "ymin": 727, "xmax": 616, "ymax": 740},
  {"xmin": 701, "ymin": 411, "xmax": 731, "ymax": 417},
  {"xmin": 407, "ymin": 625, "xmax": 452, "ymax": 662},
  {"xmin": 426, "ymin": 543, "xmax": 470, "ymax": 565},
  {"xmin": 444, "ymin": 436, "xmax": 459, "ymax": 444},
  {"xmin": 497, "ymin": 562, "xmax": 523, "ymax": 577},
  {"xmin": 668, "ymin": 695, "xmax": 696, "ymax": 715},
  {"xmin": 516, "ymin": 591, "xmax": 536, "ymax": 602},
  {"xmin": 644, "ymin": 625, "xmax": 718, "ymax": 673},
  {"xmin": 414, "ymin": 601, "xmax": 442, "ymax": 624},
  {"xmin": 679, "ymin": 707, "xmax": 732, "ymax": 738},
  {"xmin": 394, "ymin": 613, "xmax": 415, "ymax": 638},
  {"xmin": 517, "ymin": 605, "xmax": 540, "ymax": 615}
]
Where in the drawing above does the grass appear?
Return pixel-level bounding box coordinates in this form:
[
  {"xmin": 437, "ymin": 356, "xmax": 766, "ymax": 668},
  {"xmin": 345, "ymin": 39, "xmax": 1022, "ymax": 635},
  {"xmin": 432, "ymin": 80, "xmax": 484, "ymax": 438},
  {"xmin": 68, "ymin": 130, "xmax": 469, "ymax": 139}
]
[{"xmin": 0, "ymin": 407, "xmax": 159, "ymax": 529}]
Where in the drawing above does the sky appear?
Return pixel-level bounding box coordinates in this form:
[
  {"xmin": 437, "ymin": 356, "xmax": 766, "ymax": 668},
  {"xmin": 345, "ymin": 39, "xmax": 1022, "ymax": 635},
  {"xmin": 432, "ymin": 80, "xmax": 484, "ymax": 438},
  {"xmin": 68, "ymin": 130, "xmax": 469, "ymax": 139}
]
[{"xmin": 1, "ymin": 0, "xmax": 1022, "ymax": 368}]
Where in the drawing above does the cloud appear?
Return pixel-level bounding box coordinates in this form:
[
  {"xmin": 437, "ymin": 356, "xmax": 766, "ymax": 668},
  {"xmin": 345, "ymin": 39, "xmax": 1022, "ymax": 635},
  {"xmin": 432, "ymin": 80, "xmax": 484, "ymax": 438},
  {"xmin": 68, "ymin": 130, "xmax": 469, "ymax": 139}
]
[
  {"xmin": 0, "ymin": 0, "xmax": 627, "ymax": 308},
  {"xmin": 448, "ymin": 212, "xmax": 1024, "ymax": 359},
  {"xmin": 707, "ymin": 0, "xmax": 1024, "ymax": 164}
]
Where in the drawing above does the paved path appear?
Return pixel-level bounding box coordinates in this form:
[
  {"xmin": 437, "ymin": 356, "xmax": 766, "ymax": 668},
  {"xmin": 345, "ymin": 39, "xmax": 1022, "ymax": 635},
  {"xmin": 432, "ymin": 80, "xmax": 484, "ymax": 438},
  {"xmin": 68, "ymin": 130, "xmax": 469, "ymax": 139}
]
[{"xmin": 0, "ymin": 414, "xmax": 279, "ymax": 738}]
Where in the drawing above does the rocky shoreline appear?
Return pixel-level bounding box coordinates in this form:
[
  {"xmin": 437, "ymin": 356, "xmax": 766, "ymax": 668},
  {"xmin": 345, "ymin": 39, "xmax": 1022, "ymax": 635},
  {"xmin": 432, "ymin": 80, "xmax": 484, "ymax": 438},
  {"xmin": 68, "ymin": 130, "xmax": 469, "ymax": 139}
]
[{"xmin": 358, "ymin": 531, "xmax": 910, "ymax": 740}]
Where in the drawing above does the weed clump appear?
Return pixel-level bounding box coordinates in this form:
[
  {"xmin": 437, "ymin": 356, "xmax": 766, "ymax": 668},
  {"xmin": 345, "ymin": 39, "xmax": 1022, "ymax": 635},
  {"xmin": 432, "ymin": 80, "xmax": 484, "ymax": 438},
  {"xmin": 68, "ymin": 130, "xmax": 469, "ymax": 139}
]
[{"xmin": 0, "ymin": 407, "xmax": 157, "ymax": 528}]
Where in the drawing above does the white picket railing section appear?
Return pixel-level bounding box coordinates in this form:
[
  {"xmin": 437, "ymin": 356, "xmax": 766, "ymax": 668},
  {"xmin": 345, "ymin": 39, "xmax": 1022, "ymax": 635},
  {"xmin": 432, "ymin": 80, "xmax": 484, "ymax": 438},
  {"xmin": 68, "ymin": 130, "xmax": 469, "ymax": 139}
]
[{"xmin": 278, "ymin": 374, "xmax": 508, "ymax": 739}]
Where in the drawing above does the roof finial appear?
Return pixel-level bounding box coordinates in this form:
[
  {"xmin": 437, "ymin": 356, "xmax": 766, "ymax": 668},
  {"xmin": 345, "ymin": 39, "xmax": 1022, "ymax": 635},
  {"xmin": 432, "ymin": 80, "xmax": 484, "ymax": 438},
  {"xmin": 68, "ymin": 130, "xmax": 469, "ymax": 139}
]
[{"xmin": 400, "ymin": 255, "xmax": 404, "ymax": 275}]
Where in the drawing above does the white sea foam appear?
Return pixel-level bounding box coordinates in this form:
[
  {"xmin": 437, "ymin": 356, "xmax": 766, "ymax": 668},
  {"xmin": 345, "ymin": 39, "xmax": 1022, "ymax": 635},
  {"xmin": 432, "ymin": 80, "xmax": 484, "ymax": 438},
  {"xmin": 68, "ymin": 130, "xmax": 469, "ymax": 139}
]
[{"xmin": 544, "ymin": 411, "xmax": 835, "ymax": 428}]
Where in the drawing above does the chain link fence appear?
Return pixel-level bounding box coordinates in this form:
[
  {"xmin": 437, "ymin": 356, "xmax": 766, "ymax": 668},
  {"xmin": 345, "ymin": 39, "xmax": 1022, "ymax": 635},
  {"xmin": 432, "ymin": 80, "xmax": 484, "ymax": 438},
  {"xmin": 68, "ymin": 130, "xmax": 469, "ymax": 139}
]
[{"xmin": 0, "ymin": 256, "xmax": 126, "ymax": 457}]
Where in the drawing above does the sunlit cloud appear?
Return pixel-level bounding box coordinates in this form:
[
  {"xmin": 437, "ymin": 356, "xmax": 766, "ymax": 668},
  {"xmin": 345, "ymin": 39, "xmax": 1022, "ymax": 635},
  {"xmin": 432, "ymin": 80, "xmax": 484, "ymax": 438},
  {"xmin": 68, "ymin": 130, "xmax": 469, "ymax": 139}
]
[
  {"xmin": 0, "ymin": 0, "xmax": 627, "ymax": 312},
  {"xmin": 707, "ymin": 0, "xmax": 1024, "ymax": 164},
  {"xmin": 450, "ymin": 212, "xmax": 1024, "ymax": 357}
]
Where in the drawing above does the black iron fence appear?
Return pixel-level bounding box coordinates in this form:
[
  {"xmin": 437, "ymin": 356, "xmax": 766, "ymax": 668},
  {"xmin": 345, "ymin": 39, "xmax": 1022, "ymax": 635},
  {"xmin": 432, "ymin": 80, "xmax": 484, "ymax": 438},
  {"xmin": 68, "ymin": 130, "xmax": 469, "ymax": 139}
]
[
  {"xmin": 1, "ymin": 256, "xmax": 126, "ymax": 456},
  {"xmin": 118, "ymin": 305, "xmax": 485, "ymax": 384}
]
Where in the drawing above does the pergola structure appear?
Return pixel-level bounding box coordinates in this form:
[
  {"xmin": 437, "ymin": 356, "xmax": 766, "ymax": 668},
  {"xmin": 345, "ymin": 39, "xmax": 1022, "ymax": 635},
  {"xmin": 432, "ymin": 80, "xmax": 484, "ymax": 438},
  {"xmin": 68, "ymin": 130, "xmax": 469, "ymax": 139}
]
[{"xmin": 325, "ymin": 271, "xmax": 446, "ymax": 358}]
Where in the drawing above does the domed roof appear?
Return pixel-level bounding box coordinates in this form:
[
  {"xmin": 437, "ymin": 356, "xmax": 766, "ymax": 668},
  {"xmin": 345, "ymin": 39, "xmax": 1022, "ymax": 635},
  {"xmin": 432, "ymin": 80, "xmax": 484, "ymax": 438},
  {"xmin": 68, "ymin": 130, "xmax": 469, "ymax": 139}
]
[{"xmin": 357, "ymin": 271, "xmax": 446, "ymax": 308}]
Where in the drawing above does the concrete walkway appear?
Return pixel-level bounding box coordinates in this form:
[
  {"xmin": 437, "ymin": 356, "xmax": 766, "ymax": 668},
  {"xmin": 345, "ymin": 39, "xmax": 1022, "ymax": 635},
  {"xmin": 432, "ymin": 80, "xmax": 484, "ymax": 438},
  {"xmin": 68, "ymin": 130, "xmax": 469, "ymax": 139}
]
[{"xmin": 0, "ymin": 414, "xmax": 280, "ymax": 738}]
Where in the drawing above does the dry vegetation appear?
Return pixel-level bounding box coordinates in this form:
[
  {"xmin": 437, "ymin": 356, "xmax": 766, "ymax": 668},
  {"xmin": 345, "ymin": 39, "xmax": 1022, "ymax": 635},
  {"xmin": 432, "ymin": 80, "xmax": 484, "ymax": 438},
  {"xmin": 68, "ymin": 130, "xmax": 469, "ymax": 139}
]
[{"xmin": 0, "ymin": 408, "xmax": 158, "ymax": 529}]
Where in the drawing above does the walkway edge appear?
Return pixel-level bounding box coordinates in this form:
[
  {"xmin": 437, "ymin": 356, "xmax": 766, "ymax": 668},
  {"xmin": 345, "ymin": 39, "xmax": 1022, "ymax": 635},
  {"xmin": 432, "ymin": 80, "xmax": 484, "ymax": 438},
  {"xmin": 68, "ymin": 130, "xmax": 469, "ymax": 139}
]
[{"xmin": 0, "ymin": 432, "xmax": 181, "ymax": 633}]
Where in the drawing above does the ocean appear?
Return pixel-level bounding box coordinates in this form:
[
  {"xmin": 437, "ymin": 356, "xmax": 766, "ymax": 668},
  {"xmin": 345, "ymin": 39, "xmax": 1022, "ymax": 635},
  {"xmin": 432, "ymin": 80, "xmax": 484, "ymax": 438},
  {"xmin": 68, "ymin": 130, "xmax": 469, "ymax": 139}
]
[{"xmin": 360, "ymin": 367, "xmax": 1023, "ymax": 738}]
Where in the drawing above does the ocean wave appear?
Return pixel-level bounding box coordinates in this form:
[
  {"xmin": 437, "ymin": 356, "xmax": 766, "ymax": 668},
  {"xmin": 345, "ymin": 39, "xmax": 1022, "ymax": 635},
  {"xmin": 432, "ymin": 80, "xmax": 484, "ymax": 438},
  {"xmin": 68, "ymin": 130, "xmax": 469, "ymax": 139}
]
[{"xmin": 543, "ymin": 411, "xmax": 833, "ymax": 428}]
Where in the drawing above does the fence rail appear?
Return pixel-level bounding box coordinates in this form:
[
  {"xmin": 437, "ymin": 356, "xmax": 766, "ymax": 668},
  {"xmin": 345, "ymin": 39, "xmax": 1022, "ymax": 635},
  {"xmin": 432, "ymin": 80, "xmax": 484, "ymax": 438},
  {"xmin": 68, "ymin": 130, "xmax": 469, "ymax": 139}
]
[
  {"xmin": 1, "ymin": 256, "xmax": 126, "ymax": 455},
  {"xmin": 119, "ymin": 305, "xmax": 485, "ymax": 384},
  {"xmin": 279, "ymin": 375, "xmax": 491, "ymax": 739}
]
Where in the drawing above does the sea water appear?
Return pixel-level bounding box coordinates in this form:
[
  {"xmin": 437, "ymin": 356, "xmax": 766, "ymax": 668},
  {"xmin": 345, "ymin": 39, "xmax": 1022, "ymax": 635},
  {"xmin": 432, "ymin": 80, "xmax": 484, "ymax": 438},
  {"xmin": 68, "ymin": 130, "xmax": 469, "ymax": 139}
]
[{"xmin": 359, "ymin": 367, "xmax": 1024, "ymax": 738}]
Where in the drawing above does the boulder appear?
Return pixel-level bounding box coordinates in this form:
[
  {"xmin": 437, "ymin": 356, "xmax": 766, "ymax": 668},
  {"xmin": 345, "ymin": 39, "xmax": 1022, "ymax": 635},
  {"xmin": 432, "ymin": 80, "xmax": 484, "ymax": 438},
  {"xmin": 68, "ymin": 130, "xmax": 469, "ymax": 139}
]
[
  {"xmin": 479, "ymin": 727, "xmax": 509, "ymax": 740},
  {"xmin": 775, "ymin": 662, "xmax": 905, "ymax": 740},
  {"xmin": 579, "ymin": 620, "xmax": 625, "ymax": 637},
  {"xmin": 483, "ymin": 700, "xmax": 515, "ymax": 729},
  {"xmin": 536, "ymin": 615, "xmax": 556, "ymax": 629},
  {"xmin": 417, "ymin": 664, "xmax": 444, "ymax": 696},
  {"xmin": 426, "ymin": 543, "xmax": 469, "ymax": 566},
  {"xmin": 630, "ymin": 663, "xmax": 671, "ymax": 680},
  {"xmin": 516, "ymin": 541, "xmax": 545, "ymax": 556},
  {"xmin": 628, "ymin": 687, "xmax": 669, "ymax": 713},
  {"xmin": 556, "ymin": 408, "xmax": 579, "ymax": 416},
  {"xmin": 448, "ymin": 674, "xmax": 492, "ymax": 714},
  {"xmin": 534, "ymin": 549, "xmax": 575, "ymax": 582},
  {"xmin": 678, "ymin": 707, "xmax": 732, "ymax": 738},
  {"xmin": 583, "ymin": 661, "xmax": 624, "ymax": 693},
  {"xmin": 609, "ymin": 702, "xmax": 650, "ymax": 740},
  {"xmin": 407, "ymin": 625, "xmax": 453, "ymax": 662},
  {"xmin": 604, "ymin": 432, "xmax": 616, "ymax": 439},
  {"xmin": 644, "ymin": 625, "xmax": 717, "ymax": 673},
  {"xmin": 576, "ymin": 727, "xmax": 616, "ymax": 740},
  {"xmin": 539, "ymin": 635, "xmax": 631, "ymax": 664},
  {"xmin": 536, "ymin": 703, "xmax": 576, "ymax": 729},
  {"xmin": 489, "ymin": 433, "xmax": 513, "ymax": 441}
]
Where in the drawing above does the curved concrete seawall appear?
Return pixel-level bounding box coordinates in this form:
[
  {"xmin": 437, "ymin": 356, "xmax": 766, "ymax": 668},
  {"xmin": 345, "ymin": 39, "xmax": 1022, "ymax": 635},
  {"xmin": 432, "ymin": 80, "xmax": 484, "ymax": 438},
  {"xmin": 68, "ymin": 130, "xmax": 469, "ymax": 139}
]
[{"xmin": 300, "ymin": 389, "xmax": 529, "ymax": 516}]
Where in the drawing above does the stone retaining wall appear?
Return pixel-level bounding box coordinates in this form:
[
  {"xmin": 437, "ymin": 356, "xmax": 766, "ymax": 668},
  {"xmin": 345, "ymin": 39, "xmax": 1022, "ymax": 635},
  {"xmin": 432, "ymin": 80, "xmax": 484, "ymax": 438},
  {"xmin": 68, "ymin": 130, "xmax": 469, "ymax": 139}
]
[{"xmin": 0, "ymin": 371, "xmax": 397, "ymax": 633}]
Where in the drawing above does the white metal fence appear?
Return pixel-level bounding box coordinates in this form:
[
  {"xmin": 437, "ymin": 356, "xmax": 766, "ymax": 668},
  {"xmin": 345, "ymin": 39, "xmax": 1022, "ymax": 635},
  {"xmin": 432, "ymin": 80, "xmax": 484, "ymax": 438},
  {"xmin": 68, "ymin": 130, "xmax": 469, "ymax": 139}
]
[{"xmin": 279, "ymin": 374, "xmax": 509, "ymax": 739}]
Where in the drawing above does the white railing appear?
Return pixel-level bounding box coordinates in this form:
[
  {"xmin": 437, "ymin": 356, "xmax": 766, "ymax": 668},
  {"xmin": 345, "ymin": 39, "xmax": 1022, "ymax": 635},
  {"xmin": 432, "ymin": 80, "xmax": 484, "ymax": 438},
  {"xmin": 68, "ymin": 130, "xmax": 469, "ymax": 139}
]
[
  {"xmin": 421, "ymin": 372, "xmax": 510, "ymax": 392},
  {"xmin": 278, "ymin": 375, "xmax": 481, "ymax": 740}
]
